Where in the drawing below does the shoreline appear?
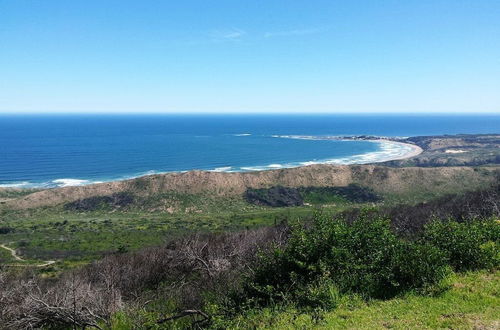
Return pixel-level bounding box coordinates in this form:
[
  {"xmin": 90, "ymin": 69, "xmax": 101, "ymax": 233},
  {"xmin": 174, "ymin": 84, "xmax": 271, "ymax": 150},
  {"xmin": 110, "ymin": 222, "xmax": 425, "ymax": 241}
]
[
  {"xmin": 0, "ymin": 139, "xmax": 423, "ymax": 190},
  {"xmin": 367, "ymin": 139, "xmax": 423, "ymax": 162}
]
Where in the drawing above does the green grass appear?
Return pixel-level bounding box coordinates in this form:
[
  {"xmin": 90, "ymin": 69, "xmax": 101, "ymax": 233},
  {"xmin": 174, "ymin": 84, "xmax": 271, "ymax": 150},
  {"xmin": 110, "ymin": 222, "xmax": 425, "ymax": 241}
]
[
  {"xmin": 0, "ymin": 245, "xmax": 14, "ymax": 263},
  {"xmin": 0, "ymin": 243, "xmax": 52, "ymax": 267},
  {"xmin": 221, "ymin": 271, "xmax": 499, "ymax": 329},
  {"xmin": 0, "ymin": 176, "xmax": 495, "ymax": 269},
  {"xmin": 0, "ymin": 200, "xmax": 348, "ymax": 268}
]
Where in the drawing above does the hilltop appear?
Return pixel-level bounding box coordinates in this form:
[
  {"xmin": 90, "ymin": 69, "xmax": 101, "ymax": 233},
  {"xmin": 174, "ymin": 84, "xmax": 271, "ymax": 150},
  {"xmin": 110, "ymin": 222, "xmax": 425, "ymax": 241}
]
[
  {"xmin": 1, "ymin": 133, "xmax": 498, "ymax": 211},
  {"xmin": 1, "ymin": 164, "xmax": 498, "ymax": 211}
]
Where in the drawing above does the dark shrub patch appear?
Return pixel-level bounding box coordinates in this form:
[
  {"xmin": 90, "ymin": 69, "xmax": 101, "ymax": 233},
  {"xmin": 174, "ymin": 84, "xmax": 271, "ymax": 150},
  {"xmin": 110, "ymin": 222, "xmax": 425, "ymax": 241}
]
[
  {"xmin": 0, "ymin": 227, "xmax": 14, "ymax": 234},
  {"xmin": 242, "ymin": 213, "xmax": 450, "ymax": 308},
  {"xmin": 421, "ymin": 219, "xmax": 499, "ymax": 272},
  {"xmin": 342, "ymin": 183, "xmax": 500, "ymax": 236},
  {"xmin": 245, "ymin": 186, "xmax": 303, "ymax": 207},
  {"xmin": 245, "ymin": 184, "xmax": 381, "ymax": 207},
  {"xmin": 299, "ymin": 184, "xmax": 381, "ymax": 204},
  {"xmin": 64, "ymin": 192, "xmax": 135, "ymax": 211}
]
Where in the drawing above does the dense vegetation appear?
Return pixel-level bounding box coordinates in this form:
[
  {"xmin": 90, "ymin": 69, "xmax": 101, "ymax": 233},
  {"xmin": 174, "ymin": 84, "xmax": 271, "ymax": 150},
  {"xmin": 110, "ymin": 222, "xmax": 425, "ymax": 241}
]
[
  {"xmin": 0, "ymin": 168, "xmax": 498, "ymax": 329},
  {"xmin": 237, "ymin": 216, "xmax": 498, "ymax": 308},
  {"xmin": 0, "ymin": 200, "xmax": 321, "ymax": 266},
  {"xmin": 299, "ymin": 185, "xmax": 381, "ymax": 204},
  {"xmin": 1, "ymin": 164, "xmax": 496, "ymax": 266},
  {"xmin": 343, "ymin": 182, "xmax": 500, "ymax": 236},
  {"xmin": 244, "ymin": 184, "xmax": 381, "ymax": 207},
  {"xmin": 0, "ymin": 188, "xmax": 498, "ymax": 329},
  {"xmin": 64, "ymin": 192, "xmax": 135, "ymax": 212},
  {"xmin": 241, "ymin": 215, "xmax": 450, "ymax": 307},
  {"xmin": 221, "ymin": 271, "xmax": 499, "ymax": 329},
  {"xmin": 244, "ymin": 186, "xmax": 304, "ymax": 207}
]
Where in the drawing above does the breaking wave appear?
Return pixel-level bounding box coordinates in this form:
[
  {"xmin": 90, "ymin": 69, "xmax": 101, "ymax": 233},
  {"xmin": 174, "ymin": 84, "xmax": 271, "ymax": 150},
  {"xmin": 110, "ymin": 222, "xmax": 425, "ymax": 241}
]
[{"xmin": 0, "ymin": 136, "xmax": 419, "ymax": 188}]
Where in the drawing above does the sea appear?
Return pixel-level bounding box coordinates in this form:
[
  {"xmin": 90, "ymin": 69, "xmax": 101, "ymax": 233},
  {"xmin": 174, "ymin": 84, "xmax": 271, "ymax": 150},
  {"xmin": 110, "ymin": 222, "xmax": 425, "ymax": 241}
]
[{"xmin": 0, "ymin": 114, "xmax": 499, "ymax": 188}]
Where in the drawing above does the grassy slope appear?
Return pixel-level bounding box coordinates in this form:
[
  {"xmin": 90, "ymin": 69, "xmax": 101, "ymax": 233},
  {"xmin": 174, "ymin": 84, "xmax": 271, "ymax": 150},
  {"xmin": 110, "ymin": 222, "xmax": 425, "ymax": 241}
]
[
  {"xmin": 0, "ymin": 245, "xmax": 15, "ymax": 263},
  {"xmin": 0, "ymin": 201, "xmax": 349, "ymax": 270},
  {"xmin": 1, "ymin": 164, "xmax": 497, "ymax": 270},
  {"xmin": 4, "ymin": 165, "xmax": 497, "ymax": 211},
  {"xmin": 1, "ymin": 167, "xmax": 497, "ymax": 268},
  {"xmin": 225, "ymin": 271, "xmax": 499, "ymax": 329}
]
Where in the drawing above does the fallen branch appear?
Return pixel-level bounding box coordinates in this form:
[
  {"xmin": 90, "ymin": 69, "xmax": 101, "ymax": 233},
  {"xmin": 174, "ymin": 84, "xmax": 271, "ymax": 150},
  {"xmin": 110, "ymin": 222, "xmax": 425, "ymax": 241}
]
[{"xmin": 157, "ymin": 309, "xmax": 209, "ymax": 324}]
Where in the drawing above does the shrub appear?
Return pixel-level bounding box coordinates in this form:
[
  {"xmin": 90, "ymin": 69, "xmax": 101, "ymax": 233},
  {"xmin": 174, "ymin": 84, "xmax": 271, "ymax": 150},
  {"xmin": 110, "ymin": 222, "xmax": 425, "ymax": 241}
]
[
  {"xmin": 0, "ymin": 271, "xmax": 121, "ymax": 329},
  {"xmin": 0, "ymin": 227, "xmax": 14, "ymax": 234},
  {"xmin": 244, "ymin": 184, "xmax": 381, "ymax": 207},
  {"xmin": 293, "ymin": 277, "xmax": 341, "ymax": 310},
  {"xmin": 244, "ymin": 186, "xmax": 303, "ymax": 207},
  {"xmin": 243, "ymin": 212, "xmax": 450, "ymax": 308},
  {"xmin": 64, "ymin": 192, "xmax": 135, "ymax": 211},
  {"xmin": 342, "ymin": 183, "xmax": 500, "ymax": 237},
  {"xmin": 421, "ymin": 218, "xmax": 500, "ymax": 272},
  {"xmin": 0, "ymin": 225, "xmax": 289, "ymax": 329},
  {"xmin": 299, "ymin": 184, "xmax": 381, "ymax": 204}
]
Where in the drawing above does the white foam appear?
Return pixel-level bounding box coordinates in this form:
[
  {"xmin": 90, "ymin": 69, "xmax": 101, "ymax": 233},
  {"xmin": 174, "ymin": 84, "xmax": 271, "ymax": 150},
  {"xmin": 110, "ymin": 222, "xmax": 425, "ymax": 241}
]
[
  {"xmin": 299, "ymin": 160, "xmax": 317, "ymax": 166},
  {"xmin": 1, "ymin": 170, "xmax": 165, "ymax": 189},
  {"xmin": 52, "ymin": 179, "xmax": 91, "ymax": 187},
  {"xmin": 235, "ymin": 139, "xmax": 420, "ymax": 172},
  {"xmin": 272, "ymin": 134, "xmax": 317, "ymax": 140},
  {"xmin": 0, "ymin": 181, "xmax": 32, "ymax": 188},
  {"xmin": 233, "ymin": 133, "xmax": 251, "ymax": 136},
  {"xmin": 119, "ymin": 170, "xmax": 161, "ymax": 181},
  {"xmin": 240, "ymin": 166, "xmax": 267, "ymax": 171},
  {"xmin": 1, "ymin": 137, "xmax": 420, "ymax": 188},
  {"xmin": 211, "ymin": 166, "xmax": 233, "ymax": 172}
]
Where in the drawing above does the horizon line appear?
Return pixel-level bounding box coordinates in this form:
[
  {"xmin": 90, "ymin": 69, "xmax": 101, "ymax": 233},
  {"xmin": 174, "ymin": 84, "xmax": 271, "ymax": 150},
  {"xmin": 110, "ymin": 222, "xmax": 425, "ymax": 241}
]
[{"xmin": 0, "ymin": 111, "xmax": 499, "ymax": 116}]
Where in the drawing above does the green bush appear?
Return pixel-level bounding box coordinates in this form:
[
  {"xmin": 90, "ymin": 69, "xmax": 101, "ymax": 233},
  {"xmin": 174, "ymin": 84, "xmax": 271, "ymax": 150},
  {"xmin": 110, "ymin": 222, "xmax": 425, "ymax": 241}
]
[
  {"xmin": 299, "ymin": 184, "xmax": 381, "ymax": 204},
  {"xmin": 243, "ymin": 212, "xmax": 450, "ymax": 308},
  {"xmin": 293, "ymin": 277, "xmax": 341, "ymax": 310},
  {"xmin": 421, "ymin": 219, "xmax": 500, "ymax": 272}
]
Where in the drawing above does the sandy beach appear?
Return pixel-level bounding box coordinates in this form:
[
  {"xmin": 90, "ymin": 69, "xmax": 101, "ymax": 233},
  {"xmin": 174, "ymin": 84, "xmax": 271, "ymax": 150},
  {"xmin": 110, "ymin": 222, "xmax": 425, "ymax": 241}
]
[
  {"xmin": 0, "ymin": 138, "xmax": 424, "ymax": 190},
  {"xmin": 367, "ymin": 140, "xmax": 424, "ymax": 162}
]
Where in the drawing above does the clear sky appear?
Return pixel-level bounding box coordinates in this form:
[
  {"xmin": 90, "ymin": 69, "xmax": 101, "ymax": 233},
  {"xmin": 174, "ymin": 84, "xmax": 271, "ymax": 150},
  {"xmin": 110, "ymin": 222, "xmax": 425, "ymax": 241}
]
[{"xmin": 1, "ymin": 0, "xmax": 499, "ymax": 114}]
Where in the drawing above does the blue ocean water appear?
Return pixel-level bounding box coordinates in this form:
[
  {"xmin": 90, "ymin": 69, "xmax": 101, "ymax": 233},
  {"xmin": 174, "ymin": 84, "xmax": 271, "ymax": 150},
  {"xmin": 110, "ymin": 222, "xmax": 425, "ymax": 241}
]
[{"xmin": 0, "ymin": 114, "xmax": 499, "ymax": 188}]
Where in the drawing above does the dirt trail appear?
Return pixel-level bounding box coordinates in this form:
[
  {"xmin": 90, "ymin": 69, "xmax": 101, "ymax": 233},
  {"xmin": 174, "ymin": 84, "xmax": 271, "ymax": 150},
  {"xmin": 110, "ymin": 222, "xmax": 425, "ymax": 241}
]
[{"xmin": 0, "ymin": 243, "xmax": 55, "ymax": 267}]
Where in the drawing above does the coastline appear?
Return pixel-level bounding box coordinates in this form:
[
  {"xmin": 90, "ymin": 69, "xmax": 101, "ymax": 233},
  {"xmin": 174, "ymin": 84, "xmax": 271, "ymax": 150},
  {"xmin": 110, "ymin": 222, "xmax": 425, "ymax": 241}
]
[
  {"xmin": 0, "ymin": 139, "xmax": 423, "ymax": 190},
  {"xmin": 367, "ymin": 139, "xmax": 423, "ymax": 162}
]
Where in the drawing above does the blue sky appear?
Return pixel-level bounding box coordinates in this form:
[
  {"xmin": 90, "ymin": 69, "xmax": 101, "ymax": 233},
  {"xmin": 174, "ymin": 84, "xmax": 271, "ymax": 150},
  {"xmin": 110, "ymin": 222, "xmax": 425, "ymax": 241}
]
[{"xmin": 0, "ymin": 0, "xmax": 499, "ymax": 114}]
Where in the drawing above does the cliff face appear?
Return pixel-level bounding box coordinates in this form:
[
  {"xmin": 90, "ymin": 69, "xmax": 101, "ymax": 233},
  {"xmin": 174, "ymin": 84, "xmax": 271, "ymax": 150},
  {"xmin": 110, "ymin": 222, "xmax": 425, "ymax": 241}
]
[{"xmin": 3, "ymin": 164, "xmax": 498, "ymax": 210}]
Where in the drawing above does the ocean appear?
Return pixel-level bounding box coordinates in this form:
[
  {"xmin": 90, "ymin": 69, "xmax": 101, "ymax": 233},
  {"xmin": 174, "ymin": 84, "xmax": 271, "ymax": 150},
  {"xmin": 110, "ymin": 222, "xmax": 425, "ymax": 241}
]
[{"xmin": 0, "ymin": 114, "xmax": 499, "ymax": 188}]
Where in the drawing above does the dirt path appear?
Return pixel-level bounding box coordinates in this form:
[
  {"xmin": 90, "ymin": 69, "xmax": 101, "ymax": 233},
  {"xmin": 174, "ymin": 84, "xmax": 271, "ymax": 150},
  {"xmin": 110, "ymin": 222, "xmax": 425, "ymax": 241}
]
[{"xmin": 0, "ymin": 243, "xmax": 55, "ymax": 267}]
